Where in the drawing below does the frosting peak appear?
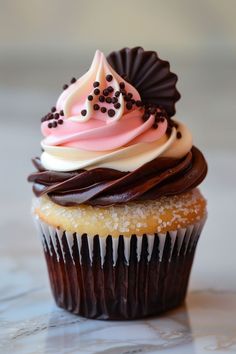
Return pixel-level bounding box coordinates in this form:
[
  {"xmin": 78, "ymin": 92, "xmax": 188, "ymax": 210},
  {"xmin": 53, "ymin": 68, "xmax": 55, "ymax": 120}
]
[
  {"xmin": 29, "ymin": 47, "xmax": 207, "ymax": 206},
  {"xmin": 39, "ymin": 48, "xmax": 192, "ymax": 173},
  {"xmin": 56, "ymin": 50, "xmax": 140, "ymax": 123}
]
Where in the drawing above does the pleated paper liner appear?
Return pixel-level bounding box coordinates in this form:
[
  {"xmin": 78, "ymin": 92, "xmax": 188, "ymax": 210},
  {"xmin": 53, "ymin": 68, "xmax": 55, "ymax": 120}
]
[{"xmin": 34, "ymin": 215, "xmax": 206, "ymax": 320}]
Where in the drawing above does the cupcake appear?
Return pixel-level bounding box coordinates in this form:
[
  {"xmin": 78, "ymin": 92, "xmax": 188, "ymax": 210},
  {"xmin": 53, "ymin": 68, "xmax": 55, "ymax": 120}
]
[{"xmin": 28, "ymin": 47, "xmax": 207, "ymax": 320}]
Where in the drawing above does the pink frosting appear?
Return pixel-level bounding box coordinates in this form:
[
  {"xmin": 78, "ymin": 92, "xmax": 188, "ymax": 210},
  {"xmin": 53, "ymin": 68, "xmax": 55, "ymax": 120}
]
[
  {"xmin": 42, "ymin": 111, "xmax": 167, "ymax": 151},
  {"xmin": 41, "ymin": 50, "xmax": 168, "ymax": 152}
]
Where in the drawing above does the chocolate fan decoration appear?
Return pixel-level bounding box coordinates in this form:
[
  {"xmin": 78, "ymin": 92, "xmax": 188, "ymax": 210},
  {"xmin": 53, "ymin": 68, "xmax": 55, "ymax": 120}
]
[{"xmin": 107, "ymin": 47, "xmax": 181, "ymax": 117}]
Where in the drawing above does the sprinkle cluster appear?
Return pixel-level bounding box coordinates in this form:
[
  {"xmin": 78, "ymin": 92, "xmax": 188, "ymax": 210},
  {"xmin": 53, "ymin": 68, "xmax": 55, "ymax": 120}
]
[
  {"xmin": 167, "ymin": 119, "xmax": 182, "ymax": 138},
  {"xmin": 41, "ymin": 77, "xmax": 78, "ymax": 129},
  {"xmin": 141, "ymin": 106, "xmax": 181, "ymax": 137},
  {"xmin": 41, "ymin": 107, "xmax": 64, "ymax": 128},
  {"xmin": 142, "ymin": 105, "xmax": 168, "ymax": 129},
  {"xmin": 62, "ymin": 77, "xmax": 77, "ymax": 90},
  {"xmin": 79, "ymin": 75, "xmax": 143, "ymax": 118},
  {"xmin": 40, "ymin": 74, "xmax": 182, "ymax": 138}
]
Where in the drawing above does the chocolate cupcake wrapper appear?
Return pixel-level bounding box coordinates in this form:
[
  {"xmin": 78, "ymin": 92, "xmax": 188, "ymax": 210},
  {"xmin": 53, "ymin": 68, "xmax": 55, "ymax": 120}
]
[{"xmin": 34, "ymin": 215, "xmax": 206, "ymax": 319}]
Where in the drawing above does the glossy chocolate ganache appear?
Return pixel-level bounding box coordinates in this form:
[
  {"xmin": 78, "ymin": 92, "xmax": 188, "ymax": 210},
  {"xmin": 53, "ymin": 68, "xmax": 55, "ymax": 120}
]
[
  {"xmin": 29, "ymin": 146, "xmax": 207, "ymax": 206},
  {"xmin": 28, "ymin": 47, "xmax": 207, "ymax": 206}
]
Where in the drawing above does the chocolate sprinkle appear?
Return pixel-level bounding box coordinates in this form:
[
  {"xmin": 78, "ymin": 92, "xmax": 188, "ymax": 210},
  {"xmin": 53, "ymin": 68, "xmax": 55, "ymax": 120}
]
[
  {"xmin": 149, "ymin": 107, "xmax": 156, "ymax": 114},
  {"xmin": 51, "ymin": 106, "xmax": 56, "ymax": 113},
  {"xmin": 93, "ymin": 81, "xmax": 100, "ymax": 88},
  {"xmin": 93, "ymin": 104, "xmax": 100, "ymax": 111},
  {"xmin": 119, "ymin": 82, "xmax": 125, "ymax": 89},
  {"xmin": 114, "ymin": 102, "xmax": 121, "ymax": 109},
  {"xmin": 177, "ymin": 131, "xmax": 182, "ymax": 139},
  {"xmin": 106, "ymin": 97, "xmax": 112, "ymax": 103},
  {"xmin": 94, "ymin": 88, "xmax": 100, "ymax": 95},
  {"xmin": 103, "ymin": 89, "xmax": 109, "ymax": 96},
  {"xmin": 107, "ymin": 86, "xmax": 114, "ymax": 93},
  {"xmin": 81, "ymin": 110, "xmax": 87, "ymax": 116},
  {"xmin": 48, "ymin": 122, "xmax": 53, "ymax": 128},
  {"xmin": 106, "ymin": 74, "xmax": 113, "ymax": 82},
  {"xmin": 47, "ymin": 113, "xmax": 54, "ymax": 120},
  {"xmin": 153, "ymin": 122, "xmax": 158, "ymax": 129},
  {"xmin": 115, "ymin": 91, "xmax": 120, "ymax": 97},
  {"xmin": 60, "ymin": 110, "xmax": 64, "ymax": 116},
  {"xmin": 58, "ymin": 119, "xmax": 63, "ymax": 124},
  {"xmin": 52, "ymin": 121, "xmax": 57, "ymax": 128},
  {"xmin": 124, "ymin": 95, "xmax": 131, "ymax": 102},
  {"xmin": 143, "ymin": 112, "xmax": 150, "ymax": 121},
  {"xmin": 136, "ymin": 100, "xmax": 142, "ymax": 107},
  {"xmin": 126, "ymin": 102, "xmax": 133, "ymax": 110},
  {"xmin": 166, "ymin": 126, "xmax": 172, "ymax": 135},
  {"xmin": 54, "ymin": 113, "xmax": 59, "ymax": 119},
  {"xmin": 99, "ymin": 95, "xmax": 105, "ymax": 102},
  {"xmin": 70, "ymin": 77, "xmax": 76, "ymax": 84},
  {"xmin": 88, "ymin": 95, "xmax": 93, "ymax": 101},
  {"xmin": 63, "ymin": 84, "xmax": 68, "ymax": 90},
  {"xmin": 112, "ymin": 97, "xmax": 118, "ymax": 103},
  {"xmin": 101, "ymin": 107, "xmax": 107, "ymax": 113},
  {"xmin": 108, "ymin": 109, "xmax": 115, "ymax": 117}
]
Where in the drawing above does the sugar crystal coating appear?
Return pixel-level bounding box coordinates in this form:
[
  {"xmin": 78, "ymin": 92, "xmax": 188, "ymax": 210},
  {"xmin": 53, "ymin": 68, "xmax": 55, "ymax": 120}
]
[{"xmin": 33, "ymin": 189, "xmax": 206, "ymax": 238}]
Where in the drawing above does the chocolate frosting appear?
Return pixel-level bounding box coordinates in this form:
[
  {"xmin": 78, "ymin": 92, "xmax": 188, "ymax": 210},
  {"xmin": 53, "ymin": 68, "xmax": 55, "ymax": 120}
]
[
  {"xmin": 28, "ymin": 146, "xmax": 207, "ymax": 207},
  {"xmin": 107, "ymin": 47, "xmax": 181, "ymax": 117}
]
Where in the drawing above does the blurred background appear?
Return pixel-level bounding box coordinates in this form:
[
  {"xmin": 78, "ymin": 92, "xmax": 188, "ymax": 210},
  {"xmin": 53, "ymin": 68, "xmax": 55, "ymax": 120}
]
[{"xmin": 0, "ymin": 0, "xmax": 236, "ymax": 292}]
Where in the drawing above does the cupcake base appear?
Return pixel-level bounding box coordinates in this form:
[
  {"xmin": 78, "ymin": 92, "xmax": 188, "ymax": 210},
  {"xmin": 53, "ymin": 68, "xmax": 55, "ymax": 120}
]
[{"xmin": 35, "ymin": 216, "xmax": 206, "ymax": 320}]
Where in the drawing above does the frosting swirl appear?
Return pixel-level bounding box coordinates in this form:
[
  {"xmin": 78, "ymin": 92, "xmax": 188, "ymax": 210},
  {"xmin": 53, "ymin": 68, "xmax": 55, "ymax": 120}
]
[
  {"xmin": 40, "ymin": 50, "xmax": 191, "ymax": 172},
  {"xmin": 41, "ymin": 120, "xmax": 192, "ymax": 172},
  {"xmin": 28, "ymin": 47, "xmax": 207, "ymax": 207},
  {"xmin": 28, "ymin": 146, "xmax": 207, "ymax": 206},
  {"xmin": 56, "ymin": 50, "xmax": 140, "ymax": 124}
]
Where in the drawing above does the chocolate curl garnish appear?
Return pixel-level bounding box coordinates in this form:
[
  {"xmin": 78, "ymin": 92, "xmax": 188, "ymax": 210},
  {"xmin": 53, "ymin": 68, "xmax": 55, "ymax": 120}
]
[{"xmin": 107, "ymin": 47, "xmax": 181, "ymax": 117}]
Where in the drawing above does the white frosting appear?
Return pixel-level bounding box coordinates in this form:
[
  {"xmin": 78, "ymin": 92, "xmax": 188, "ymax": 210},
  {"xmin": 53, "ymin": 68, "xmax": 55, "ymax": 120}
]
[
  {"xmin": 41, "ymin": 120, "xmax": 192, "ymax": 172},
  {"xmin": 57, "ymin": 50, "xmax": 140, "ymax": 124}
]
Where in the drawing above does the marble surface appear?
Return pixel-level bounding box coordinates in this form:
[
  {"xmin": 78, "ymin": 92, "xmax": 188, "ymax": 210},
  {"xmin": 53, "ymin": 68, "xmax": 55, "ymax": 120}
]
[
  {"xmin": 1, "ymin": 283, "xmax": 236, "ymax": 354},
  {"xmin": 0, "ymin": 258, "xmax": 236, "ymax": 354}
]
